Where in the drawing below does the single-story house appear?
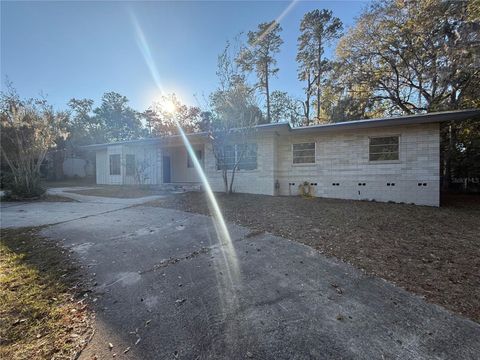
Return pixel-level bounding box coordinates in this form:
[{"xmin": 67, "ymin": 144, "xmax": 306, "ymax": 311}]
[{"xmin": 84, "ymin": 109, "xmax": 479, "ymax": 207}]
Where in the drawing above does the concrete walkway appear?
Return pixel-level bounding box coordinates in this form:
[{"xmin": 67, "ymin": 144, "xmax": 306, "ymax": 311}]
[{"xmin": 0, "ymin": 187, "xmax": 165, "ymax": 228}]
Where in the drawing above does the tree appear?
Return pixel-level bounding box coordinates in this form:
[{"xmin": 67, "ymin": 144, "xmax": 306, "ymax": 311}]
[
  {"xmin": 334, "ymin": 0, "xmax": 480, "ymax": 189},
  {"xmin": 208, "ymin": 43, "xmax": 263, "ymax": 194},
  {"xmin": 67, "ymin": 98, "xmax": 106, "ymax": 145},
  {"xmin": 0, "ymin": 84, "xmax": 68, "ymax": 198},
  {"xmin": 146, "ymin": 93, "xmax": 201, "ymax": 136},
  {"xmin": 320, "ymin": 61, "xmax": 385, "ymax": 122},
  {"xmin": 297, "ymin": 9, "xmax": 343, "ymax": 123},
  {"xmin": 336, "ymin": 0, "xmax": 480, "ymax": 114},
  {"xmin": 237, "ymin": 21, "xmax": 283, "ymax": 122},
  {"xmin": 93, "ymin": 92, "xmax": 145, "ymax": 142},
  {"xmin": 270, "ymin": 90, "xmax": 303, "ymax": 125}
]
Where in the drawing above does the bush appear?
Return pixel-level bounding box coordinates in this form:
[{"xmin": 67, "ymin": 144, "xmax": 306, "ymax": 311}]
[
  {"xmin": 2, "ymin": 174, "xmax": 45, "ymax": 200},
  {"xmin": 0, "ymin": 171, "xmax": 14, "ymax": 190}
]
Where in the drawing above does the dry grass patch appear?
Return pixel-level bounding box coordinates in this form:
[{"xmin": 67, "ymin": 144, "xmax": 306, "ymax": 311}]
[
  {"xmin": 66, "ymin": 185, "xmax": 164, "ymax": 198},
  {"xmin": 0, "ymin": 227, "xmax": 93, "ymax": 359}
]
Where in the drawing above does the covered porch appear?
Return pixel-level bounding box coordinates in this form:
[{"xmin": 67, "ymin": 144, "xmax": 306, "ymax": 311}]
[{"xmin": 159, "ymin": 143, "xmax": 205, "ymax": 186}]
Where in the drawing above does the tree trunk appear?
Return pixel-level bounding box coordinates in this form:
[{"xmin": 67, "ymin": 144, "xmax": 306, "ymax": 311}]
[
  {"xmin": 443, "ymin": 123, "xmax": 454, "ymax": 191},
  {"xmin": 229, "ymin": 168, "xmax": 236, "ymax": 194},
  {"xmin": 316, "ymin": 37, "xmax": 322, "ymax": 123},
  {"xmin": 265, "ymin": 63, "xmax": 271, "ymax": 123},
  {"xmin": 222, "ymin": 169, "xmax": 228, "ymax": 194}
]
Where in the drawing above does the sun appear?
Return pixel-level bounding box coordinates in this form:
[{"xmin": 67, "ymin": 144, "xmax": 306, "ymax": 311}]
[{"xmin": 162, "ymin": 98, "xmax": 176, "ymax": 114}]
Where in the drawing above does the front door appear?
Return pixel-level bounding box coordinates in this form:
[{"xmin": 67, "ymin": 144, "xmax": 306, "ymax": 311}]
[{"xmin": 162, "ymin": 156, "xmax": 171, "ymax": 183}]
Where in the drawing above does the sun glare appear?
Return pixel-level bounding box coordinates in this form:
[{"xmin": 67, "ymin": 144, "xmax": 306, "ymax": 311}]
[{"xmin": 162, "ymin": 98, "xmax": 176, "ymax": 114}]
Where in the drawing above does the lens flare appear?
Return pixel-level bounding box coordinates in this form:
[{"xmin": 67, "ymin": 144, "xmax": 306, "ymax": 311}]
[
  {"xmin": 129, "ymin": 0, "xmax": 297, "ymax": 307},
  {"xmin": 129, "ymin": 11, "xmax": 240, "ymax": 290}
]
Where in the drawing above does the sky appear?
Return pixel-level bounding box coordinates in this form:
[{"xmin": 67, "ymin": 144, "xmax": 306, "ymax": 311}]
[{"xmin": 1, "ymin": 1, "xmax": 369, "ymax": 112}]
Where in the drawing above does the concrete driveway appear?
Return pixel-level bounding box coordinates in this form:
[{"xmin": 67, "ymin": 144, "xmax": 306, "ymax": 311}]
[
  {"xmin": 0, "ymin": 187, "xmax": 165, "ymax": 228},
  {"xmin": 2, "ymin": 193, "xmax": 480, "ymax": 359}
]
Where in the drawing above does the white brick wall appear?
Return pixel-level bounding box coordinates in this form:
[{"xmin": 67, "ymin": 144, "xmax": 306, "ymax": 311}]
[
  {"xmin": 275, "ymin": 123, "xmax": 440, "ymax": 206},
  {"xmin": 203, "ymin": 134, "xmax": 276, "ymax": 195},
  {"xmin": 95, "ymin": 122, "xmax": 441, "ymax": 206},
  {"xmin": 95, "ymin": 144, "xmax": 159, "ymax": 185}
]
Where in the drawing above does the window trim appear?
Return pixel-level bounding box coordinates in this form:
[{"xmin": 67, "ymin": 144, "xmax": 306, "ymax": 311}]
[
  {"xmin": 109, "ymin": 154, "xmax": 121, "ymax": 176},
  {"xmin": 292, "ymin": 142, "xmax": 316, "ymax": 165},
  {"xmin": 216, "ymin": 143, "xmax": 258, "ymax": 171},
  {"xmin": 368, "ymin": 135, "xmax": 401, "ymax": 163}
]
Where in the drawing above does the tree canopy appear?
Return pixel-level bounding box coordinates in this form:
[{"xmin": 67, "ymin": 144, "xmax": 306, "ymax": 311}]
[{"xmin": 336, "ymin": 0, "xmax": 480, "ymax": 115}]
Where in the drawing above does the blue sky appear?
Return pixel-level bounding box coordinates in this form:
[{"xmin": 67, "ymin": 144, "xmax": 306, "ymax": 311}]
[{"xmin": 1, "ymin": 1, "xmax": 368, "ymax": 111}]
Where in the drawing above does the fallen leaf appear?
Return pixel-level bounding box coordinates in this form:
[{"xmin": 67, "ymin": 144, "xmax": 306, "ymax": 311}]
[{"xmin": 175, "ymin": 298, "xmax": 186, "ymax": 306}]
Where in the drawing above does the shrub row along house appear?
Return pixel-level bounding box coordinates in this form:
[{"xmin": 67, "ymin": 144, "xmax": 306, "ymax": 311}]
[{"xmin": 85, "ymin": 110, "xmax": 479, "ymax": 206}]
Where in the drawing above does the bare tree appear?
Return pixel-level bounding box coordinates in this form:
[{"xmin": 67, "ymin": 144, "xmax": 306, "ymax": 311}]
[{"xmin": 209, "ymin": 43, "xmax": 262, "ymax": 194}]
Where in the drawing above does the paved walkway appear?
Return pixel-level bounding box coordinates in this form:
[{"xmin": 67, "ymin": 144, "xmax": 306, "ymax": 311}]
[{"xmin": 0, "ymin": 187, "xmax": 165, "ymax": 228}]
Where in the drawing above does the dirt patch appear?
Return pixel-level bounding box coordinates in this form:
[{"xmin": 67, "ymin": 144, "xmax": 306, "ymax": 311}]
[
  {"xmin": 42, "ymin": 178, "xmax": 96, "ymax": 188},
  {"xmin": 0, "ymin": 227, "xmax": 94, "ymax": 359},
  {"xmin": 1, "ymin": 194, "xmax": 76, "ymax": 203},
  {"xmin": 65, "ymin": 185, "xmax": 165, "ymax": 198},
  {"xmin": 147, "ymin": 192, "xmax": 480, "ymax": 323}
]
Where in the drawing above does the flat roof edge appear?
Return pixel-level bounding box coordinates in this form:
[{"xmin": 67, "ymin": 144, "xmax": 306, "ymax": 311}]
[{"xmin": 82, "ymin": 109, "xmax": 479, "ymax": 149}]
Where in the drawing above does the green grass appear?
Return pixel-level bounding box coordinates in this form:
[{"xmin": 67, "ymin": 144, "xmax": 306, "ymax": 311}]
[{"xmin": 0, "ymin": 227, "xmax": 93, "ymax": 359}]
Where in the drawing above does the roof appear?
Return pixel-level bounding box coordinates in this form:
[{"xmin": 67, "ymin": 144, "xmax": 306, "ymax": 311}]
[
  {"xmin": 290, "ymin": 109, "xmax": 480, "ymax": 134},
  {"xmin": 83, "ymin": 109, "xmax": 480, "ymax": 149}
]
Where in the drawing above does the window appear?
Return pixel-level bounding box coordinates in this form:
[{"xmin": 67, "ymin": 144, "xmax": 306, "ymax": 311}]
[
  {"xmin": 187, "ymin": 150, "xmax": 203, "ymax": 168},
  {"xmin": 369, "ymin": 136, "xmax": 399, "ymax": 161},
  {"xmin": 126, "ymin": 154, "xmax": 135, "ymax": 176},
  {"xmin": 109, "ymin": 154, "xmax": 121, "ymax": 175},
  {"xmin": 293, "ymin": 143, "xmax": 315, "ymax": 164},
  {"xmin": 216, "ymin": 144, "xmax": 257, "ymax": 170},
  {"xmin": 237, "ymin": 143, "xmax": 257, "ymax": 170}
]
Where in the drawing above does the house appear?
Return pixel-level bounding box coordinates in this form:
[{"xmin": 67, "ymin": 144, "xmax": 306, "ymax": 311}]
[{"xmin": 84, "ymin": 109, "xmax": 480, "ymax": 207}]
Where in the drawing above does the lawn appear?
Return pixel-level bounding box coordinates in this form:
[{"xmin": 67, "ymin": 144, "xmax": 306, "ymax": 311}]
[
  {"xmin": 0, "ymin": 228, "xmax": 93, "ymax": 359},
  {"xmin": 65, "ymin": 185, "xmax": 165, "ymax": 198},
  {"xmin": 147, "ymin": 192, "xmax": 480, "ymax": 323}
]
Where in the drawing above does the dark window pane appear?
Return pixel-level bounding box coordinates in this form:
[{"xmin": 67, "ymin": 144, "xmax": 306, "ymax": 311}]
[
  {"xmin": 126, "ymin": 154, "xmax": 135, "ymax": 176},
  {"xmin": 293, "ymin": 143, "xmax": 315, "ymax": 163},
  {"xmin": 188, "ymin": 150, "xmax": 202, "ymax": 168},
  {"xmin": 369, "ymin": 137, "xmax": 399, "ymax": 161},
  {"xmin": 109, "ymin": 154, "xmax": 121, "ymax": 175}
]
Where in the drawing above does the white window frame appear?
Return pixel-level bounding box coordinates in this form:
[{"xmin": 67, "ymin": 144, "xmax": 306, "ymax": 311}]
[
  {"xmin": 292, "ymin": 142, "xmax": 316, "ymax": 165},
  {"xmin": 368, "ymin": 135, "xmax": 401, "ymax": 163}
]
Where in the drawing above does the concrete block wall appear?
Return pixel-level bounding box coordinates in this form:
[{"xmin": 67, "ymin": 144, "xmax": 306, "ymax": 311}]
[
  {"xmin": 204, "ymin": 133, "xmax": 276, "ymax": 195},
  {"xmin": 95, "ymin": 123, "xmax": 440, "ymax": 206},
  {"xmin": 95, "ymin": 144, "xmax": 159, "ymax": 185},
  {"xmin": 275, "ymin": 123, "xmax": 440, "ymax": 206}
]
